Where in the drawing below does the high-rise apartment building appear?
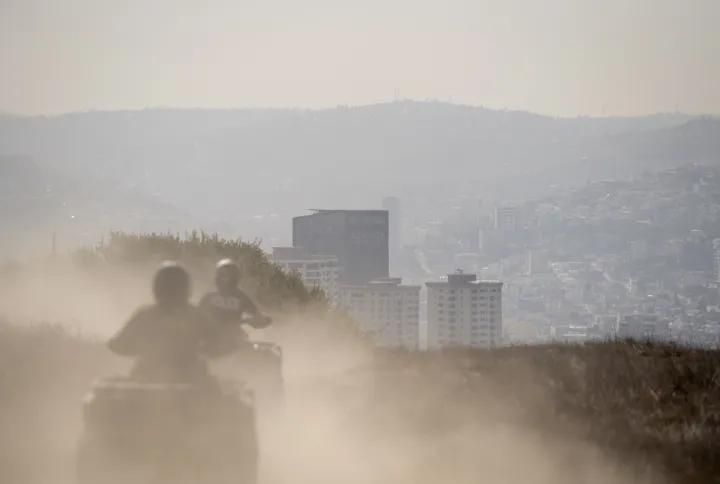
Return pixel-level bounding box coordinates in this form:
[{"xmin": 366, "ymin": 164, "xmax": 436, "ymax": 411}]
[
  {"xmin": 426, "ymin": 271, "xmax": 503, "ymax": 349},
  {"xmin": 337, "ymin": 278, "xmax": 421, "ymax": 349},
  {"xmin": 268, "ymin": 246, "xmax": 339, "ymax": 298},
  {"xmin": 292, "ymin": 209, "xmax": 389, "ymax": 285},
  {"xmin": 713, "ymin": 238, "xmax": 720, "ymax": 281}
]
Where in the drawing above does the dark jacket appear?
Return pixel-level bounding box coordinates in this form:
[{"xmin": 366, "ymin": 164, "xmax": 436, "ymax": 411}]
[
  {"xmin": 108, "ymin": 303, "xmax": 234, "ymax": 381},
  {"xmin": 198, "ymin": 288, "xmax": 269, "ymax": 329}
]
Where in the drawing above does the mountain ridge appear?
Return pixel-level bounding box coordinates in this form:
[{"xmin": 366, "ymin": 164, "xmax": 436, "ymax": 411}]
[
  {"xmin": 0, "ymin": 100, "xmax": 704, "ymax": 123},
  {"xmin": 0, "ymin": 102, "xmax": 717, "ymax": 222}
]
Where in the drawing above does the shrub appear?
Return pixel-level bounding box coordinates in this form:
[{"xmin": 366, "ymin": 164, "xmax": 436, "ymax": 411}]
[{"xmin": 72, "ymin": 230, "xmax": 325, "ymax": 309}]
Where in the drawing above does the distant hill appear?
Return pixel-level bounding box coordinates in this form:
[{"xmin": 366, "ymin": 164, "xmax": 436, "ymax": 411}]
[
  {"xmin": 496, "ymin": 117, "xmax": 720, "ymax": 196},
  {"xmin": 0, "ymin": 102, "xmax": 713, "ymax": 216},
  {"xmin": 0, "ymin": 155, "xmax": 191, "ymax": 259},
  {"xmin": 607, "ymin": 117, "xmax": 720, "ymax": 166}
]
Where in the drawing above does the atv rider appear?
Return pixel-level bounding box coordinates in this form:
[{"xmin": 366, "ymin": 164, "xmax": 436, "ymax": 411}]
[
  {"xmin": 198, "ymin": 259, "xmax": 272, "ymax": 345},
  {"xmin": 107, "ymin": 261, "xmax": 235, "ymax": 382}
]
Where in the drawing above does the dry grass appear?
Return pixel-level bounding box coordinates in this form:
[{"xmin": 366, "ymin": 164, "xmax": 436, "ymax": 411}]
[
  {"xmin": 1, "ymin": 317, "xmax": 718, "ymax": 484},
  {"xmin": 0, "ymin": 320, "xmax": 113, "ymax": 483},
  {"xmin": 370, "ymin": 342, "xmax": 720, "ymax": 484}
]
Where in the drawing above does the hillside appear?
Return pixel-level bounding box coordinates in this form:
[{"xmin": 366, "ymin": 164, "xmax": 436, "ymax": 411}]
[
  {"xmin": 1, "ymin": 319, "xmax": 717, "ymax": 484},
  {"xmin": 610, "ymin": 118, "xmax": 720, "ymax": 166},
  {"xmin": 0, "ymin": 231, "xmax": 348, "ymax": 337},
  {"xmin": 495, "ymin": 118, "xmax": 720, "ymax": 194},
  {"xmin": 0, "ymin": 232, "xmax": 718, "ymax": 483},
  {"xmin": 0, "ymin": 103, "xmax": 709, "ymax": 218},
  {"xmin": 0, "ymin": 155, "xmax": 194, "ymax": 259}
]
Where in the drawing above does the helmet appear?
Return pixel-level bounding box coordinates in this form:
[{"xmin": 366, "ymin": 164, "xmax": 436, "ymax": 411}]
[
  {"xmin": 152, "ymin": 261, "xmax": 191, "ymax": 306},
  {"xmin": 215, "ymin": 258, "xmax": 241, "ymax": 290}
]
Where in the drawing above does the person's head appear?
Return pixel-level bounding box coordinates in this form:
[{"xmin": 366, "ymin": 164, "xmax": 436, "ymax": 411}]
[
  {"xmin": 214, "ymin": 258, "xmax": 241, "ymax": 291},
  {"xmin": 152, "ymin": 260, "xmax": 191, "ymax": 307}
]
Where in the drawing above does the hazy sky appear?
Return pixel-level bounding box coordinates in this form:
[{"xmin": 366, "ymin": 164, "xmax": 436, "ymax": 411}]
[{"xmin": 1, "ymin": 0, "xmax": 718, "ymax": 117}]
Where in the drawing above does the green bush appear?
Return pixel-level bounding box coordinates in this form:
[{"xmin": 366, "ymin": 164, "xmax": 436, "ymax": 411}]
[{"xmin": 72, "ymin": 230, "xmax": 326, "ymax": 309}]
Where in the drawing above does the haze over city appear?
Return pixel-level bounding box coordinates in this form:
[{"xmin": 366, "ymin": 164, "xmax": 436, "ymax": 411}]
[{"xmin": 2, "ymin": 0, "xmax": 720, "ymax": 116}]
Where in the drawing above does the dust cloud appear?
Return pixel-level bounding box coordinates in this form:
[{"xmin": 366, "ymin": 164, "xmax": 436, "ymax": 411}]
[
  {"xmin": 0, "ymin": 264, "xmax": 661, "ymax": 484},
  {"xmin": 259, "ymin": 323, "xmax": 657, "ymax": 484},
  {"xmin": 0, "ymin": 259, "xmax": 151, "ymax": 338}
]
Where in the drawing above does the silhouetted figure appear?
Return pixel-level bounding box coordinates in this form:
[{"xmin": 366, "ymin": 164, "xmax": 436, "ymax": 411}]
[
  {"xmin": 198, "ymin": 259, "xmax": 272, "ymax": 344},
  {"xmin": 108, "ymin": 261, "xmax": 232, "ymax": 382}
]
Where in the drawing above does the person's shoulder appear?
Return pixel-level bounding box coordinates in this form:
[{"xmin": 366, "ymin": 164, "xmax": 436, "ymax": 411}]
[
  {"xmin": 128, "ymin": 303, "xmax": 157, "ymax": 322},
  {"xmin": 198, "ymin": 291, "xmax": 218, "ymax": 305},
  {"xmin": 134, "ymin": 303, "xmax": 156, "ymax": 312}
]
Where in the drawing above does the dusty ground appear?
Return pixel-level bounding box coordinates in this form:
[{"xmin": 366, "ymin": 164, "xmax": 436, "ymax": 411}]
[{"xmin": 0, "ymin": 262, "xmax": 686, "ymax": 484}]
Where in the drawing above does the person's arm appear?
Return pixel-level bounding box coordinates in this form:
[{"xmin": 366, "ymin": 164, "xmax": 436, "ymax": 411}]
[
  {"xmin": 236, "ymin": 290, "xmax": 258, "ymax": 316},
  {"xmin": 107, "ymin": 307, "xmax": 148, "ymax": 356},
  {"xmin": 237, "ymin": 290, "xmax": 272, "ymax": 329},
  {"xmin": 238, "ymin": 291, "xmax": 272, "ymax": 329}
]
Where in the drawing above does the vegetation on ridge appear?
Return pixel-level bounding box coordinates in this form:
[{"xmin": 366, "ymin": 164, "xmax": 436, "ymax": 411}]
[
  {"xmin": 2, "ymin": 318, "xmax": 719, "ymax": 483},
  {"xmin": 369, "ymin": 341, "xmax": 720, "ymax": 484},
  {"xmin": 71, "ymin": 229, "xmax": 327, "ymax": 308}
]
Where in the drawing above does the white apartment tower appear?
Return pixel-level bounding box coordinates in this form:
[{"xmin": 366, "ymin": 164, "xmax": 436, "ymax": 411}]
[
  {"xmin": 713, "ymin": 238, "xmax": 720, "ymax": 281},
  {"xmin": 269, "ymin": 247, "xmax": 339, "ymax": 298},
  {"xmin": 426, "ymin": 271, "xmax": 503, "ymax": 349},
  {"xmin": 337, "ymin": 278, "xmax": 421, "ymax": 349}
]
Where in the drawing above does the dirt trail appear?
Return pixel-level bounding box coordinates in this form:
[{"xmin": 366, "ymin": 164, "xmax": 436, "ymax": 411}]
[
  {"xmin": 7, "ymin": 339, "xmax": 657, "ymax": 484},
  {"xmin": 0, "ymin": 266, "xmax": 660, "ymax": 484},
  {"xmin": 259, "ymin": 375, "xmax": 645, "ymax": 484}
]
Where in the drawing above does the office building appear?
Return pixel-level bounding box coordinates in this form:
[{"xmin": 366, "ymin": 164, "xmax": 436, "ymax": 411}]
[
  {"xmin": 616, "ymin": 315, "xmax": 670, "ymax": 340},
  {"xmin": 426, "ymin": 271, "xmax": 503, "ymax": 349},
  {"xmin": 381, "ymin": 196, "xmax": 402, "ymax": 251},
  {"xmin": 268, "ymin": 246, "xmax": 339, "ymax": 298},
  {"xmin": 494, "ymin": 204, "xmax": 519, "ymax": 231},
  {"xmin": 337, "ymin": 278, "xmax": 421, "ymax": 349},
  {"xmin": 292, "ymin": 209, "xmax": 389, "ymax": 285},
  {"xmin": 382, "ymin": 196, "xmax": 402, "ymax": 277},
  {"xmin": 713, "ymin": 238, "xmax": 720, "ymax": 281},
  {"xmin": 527, "ymin": 249, "xmax": 550, "ymax": 274}
]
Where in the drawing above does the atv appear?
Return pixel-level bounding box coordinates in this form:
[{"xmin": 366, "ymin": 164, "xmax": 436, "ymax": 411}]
[
  {"xmin": 76, "ymin": 375, "xmax": 258, "ymax": 484},
  {"xmin": 235, "ymin": 340, "xmax": 284, "ymax": 411},
  {"xmin": 217, "ymin": 313, "xmax": 285, "ymax": 414}
]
